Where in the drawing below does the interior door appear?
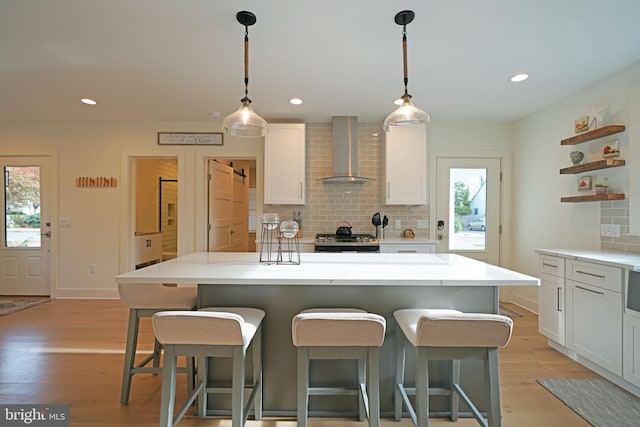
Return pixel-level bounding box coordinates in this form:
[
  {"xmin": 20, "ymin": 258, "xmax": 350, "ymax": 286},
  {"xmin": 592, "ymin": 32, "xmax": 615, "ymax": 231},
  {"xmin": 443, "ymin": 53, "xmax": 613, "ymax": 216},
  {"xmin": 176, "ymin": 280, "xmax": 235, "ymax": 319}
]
[
  {"xmin": 1, "ymin": 156, "xmax": 51, "ymax": 295},
  {"xmin": 207, "ymin": 160, "xmax": 234, "ymax": 252},
  {"xmin": 435, "ymin": 157, "xmax": 501, "ymax": 265},
  {"xmin": 230, "ymin": 168, "xmax": 249, "ymax": 251}
]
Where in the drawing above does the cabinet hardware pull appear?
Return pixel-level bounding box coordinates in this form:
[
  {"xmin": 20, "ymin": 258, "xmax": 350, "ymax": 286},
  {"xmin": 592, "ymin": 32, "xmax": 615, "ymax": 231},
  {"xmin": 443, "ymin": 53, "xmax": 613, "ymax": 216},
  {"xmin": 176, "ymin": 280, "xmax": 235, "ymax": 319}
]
[
  {"xmin": 575, "ymin": 270, "xmax": 605, "ymax": 279},
  {"xmin": 575, "ymin": 285, "xmax": 604, "ymax": 295},
  {"xmin": 543, "ymin": 262, "xmax": 558, "ymax": 269},
  {"xmin": 398, "ymin": 250, "xmax": 418, "ymax": 253},
  {"xmin": 557, "ymin": 287, "xmax": 563, "ymax": 311},
  {"xmin": 387, "ymin": 182, "xmax": 391, "ymax": 198},
  {"xmin": 300, "ymin": 182, "xmax": 303, "ymax": 198}
]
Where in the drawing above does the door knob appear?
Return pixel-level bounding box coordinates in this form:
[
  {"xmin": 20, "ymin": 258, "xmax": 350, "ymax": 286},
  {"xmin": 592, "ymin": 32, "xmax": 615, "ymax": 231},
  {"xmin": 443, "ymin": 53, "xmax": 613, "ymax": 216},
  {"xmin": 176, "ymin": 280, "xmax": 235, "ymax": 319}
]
[{"xmin": 41, "ymin": 231, "xmax": 51, "ymax": 238}]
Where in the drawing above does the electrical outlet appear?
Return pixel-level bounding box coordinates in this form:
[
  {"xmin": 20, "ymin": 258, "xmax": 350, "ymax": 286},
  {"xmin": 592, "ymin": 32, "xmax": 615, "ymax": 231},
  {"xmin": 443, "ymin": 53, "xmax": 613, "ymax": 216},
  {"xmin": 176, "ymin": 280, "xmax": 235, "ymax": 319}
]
[
  {"xmin": 89, "ymin": 264, "xmax": 96, "ymax": 274},
  {"xmin": 395, "ymin": 220, "xmax": 401, "ymax": 229},
  {"xmin": 600, "ymin": 224, "xmax": 621, "ymax": 237},
  {"xmin": 417, "ymin": 220, "xmax": 429, "ymax": 229}
]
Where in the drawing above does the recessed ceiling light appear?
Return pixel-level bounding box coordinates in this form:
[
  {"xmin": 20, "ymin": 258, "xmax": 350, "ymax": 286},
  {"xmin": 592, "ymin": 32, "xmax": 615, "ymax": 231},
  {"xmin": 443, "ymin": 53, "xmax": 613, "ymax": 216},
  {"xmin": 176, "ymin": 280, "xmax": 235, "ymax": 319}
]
[
  {"xmin": 209, "ymin": 111, "xmax": 221, "ymax": 119},
  {"xmin": 80, "ymin": 98, "xmax": 97, "ymax": 105},
  {"xmin": 510, "ymin": 73, "xmax": 529, "ymax": 83},
  {"xmin": 289, "ymin": 98, "xmax": 303, "ymax": 105}
]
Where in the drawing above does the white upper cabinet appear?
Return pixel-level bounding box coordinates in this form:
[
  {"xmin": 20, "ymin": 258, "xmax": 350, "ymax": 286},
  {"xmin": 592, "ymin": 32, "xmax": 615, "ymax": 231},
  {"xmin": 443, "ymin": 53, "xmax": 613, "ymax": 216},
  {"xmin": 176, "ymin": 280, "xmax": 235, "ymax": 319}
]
[
  {"xmin": 385, "ymin": 126, "xmax": 427, "ymax": 205},
  {"xmin": 264, "ymin": 123, "xmax": 306, "ymax": 205}
]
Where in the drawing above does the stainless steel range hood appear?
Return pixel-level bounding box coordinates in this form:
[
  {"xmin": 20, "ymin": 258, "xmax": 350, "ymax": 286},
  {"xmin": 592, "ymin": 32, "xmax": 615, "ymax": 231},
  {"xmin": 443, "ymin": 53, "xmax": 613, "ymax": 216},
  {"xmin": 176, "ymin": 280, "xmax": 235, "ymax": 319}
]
[{"xmin": 319, "ymin": 116, "xmax": 373, "ymax": 183}]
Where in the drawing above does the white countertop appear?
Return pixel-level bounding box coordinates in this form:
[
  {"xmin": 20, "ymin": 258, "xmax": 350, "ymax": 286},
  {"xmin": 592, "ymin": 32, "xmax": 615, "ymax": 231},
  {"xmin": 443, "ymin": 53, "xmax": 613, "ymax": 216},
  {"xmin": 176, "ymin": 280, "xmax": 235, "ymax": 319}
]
[
  {"xmin": 116, "ymin": 252, "xmax": 538, "ymax": 287},
  {"xmin": 536, "ymin": 248, "xmax": 640, "ymax": 270}
]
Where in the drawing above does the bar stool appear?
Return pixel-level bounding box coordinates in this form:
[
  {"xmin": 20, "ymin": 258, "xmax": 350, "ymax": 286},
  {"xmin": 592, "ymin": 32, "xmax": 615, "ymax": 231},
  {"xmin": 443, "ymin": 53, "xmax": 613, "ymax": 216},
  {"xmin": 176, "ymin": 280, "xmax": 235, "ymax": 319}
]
[
  {"xmin": 117, "ymin": 283, "xmax": 197, "ymax": 405},
  {"xmin": 291, "ymin": 308, "xmax": 386, "ymax": 427},
  {"xmin": 393, "ymin": 309, "xmax": 513, "ymax": 427},
  {"xmin": 152, "ymin": 307, "xmax": 264, "ymax": 427}
]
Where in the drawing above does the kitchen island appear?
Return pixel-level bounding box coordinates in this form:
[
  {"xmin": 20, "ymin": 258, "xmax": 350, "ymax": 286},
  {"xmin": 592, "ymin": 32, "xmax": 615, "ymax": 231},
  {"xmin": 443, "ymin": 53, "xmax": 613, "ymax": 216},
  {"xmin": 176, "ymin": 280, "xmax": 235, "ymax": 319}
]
[{"xmin": 116, "ymin": 252, "xmax": 538, "ymax": 417}]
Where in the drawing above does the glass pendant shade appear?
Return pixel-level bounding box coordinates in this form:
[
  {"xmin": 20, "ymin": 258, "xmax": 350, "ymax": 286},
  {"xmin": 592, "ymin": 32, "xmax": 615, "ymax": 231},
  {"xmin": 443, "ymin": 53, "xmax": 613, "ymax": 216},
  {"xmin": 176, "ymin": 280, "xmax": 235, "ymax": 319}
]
[
  {"xmin": 222, "ymin": 98, "xmax": 268, "ymax": 137},
  {"xmin": 383, "ymin": 95, "xmax": 431, "ymax": 132}
]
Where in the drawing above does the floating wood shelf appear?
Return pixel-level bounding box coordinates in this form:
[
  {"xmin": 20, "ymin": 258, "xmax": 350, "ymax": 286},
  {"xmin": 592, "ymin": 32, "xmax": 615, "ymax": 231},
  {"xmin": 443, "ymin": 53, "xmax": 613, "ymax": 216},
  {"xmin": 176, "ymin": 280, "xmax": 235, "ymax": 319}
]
[
  {"xmin": 560, "ymin": 159, "xmax": 626, "ymax": 174},
  {"xmin": 560, "ymin": 193, "xmax": 625, "ymax": 203},
  {"xmin": 560, "ymin": 125, "xmax": 626, "ymax": 146}
]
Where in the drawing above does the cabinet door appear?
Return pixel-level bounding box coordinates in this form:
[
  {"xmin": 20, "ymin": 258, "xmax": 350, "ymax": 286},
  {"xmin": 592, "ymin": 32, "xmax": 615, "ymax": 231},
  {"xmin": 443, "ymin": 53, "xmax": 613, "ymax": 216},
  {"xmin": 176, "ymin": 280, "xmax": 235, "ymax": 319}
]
[
  {"xmin": 623, "ymin": 313, "xmax": 640, "ymax": 388},
  {"xmin": 380, "ymin": 243, "xmax": 434, "ymax": 253},
  {"xmin": 539, "ymin": 272, "xmax": 565, "ymax": 345},
  {"xmin": 264, "ymin": 123, "xmax": 305, "ymax": 204},
  {"xmin": 385, "ymin": 126, "xmax": 427, "ymax": 205},
  {"xmin": 566, "ymin": 279, "xmax": 623, "ymax": 375}
]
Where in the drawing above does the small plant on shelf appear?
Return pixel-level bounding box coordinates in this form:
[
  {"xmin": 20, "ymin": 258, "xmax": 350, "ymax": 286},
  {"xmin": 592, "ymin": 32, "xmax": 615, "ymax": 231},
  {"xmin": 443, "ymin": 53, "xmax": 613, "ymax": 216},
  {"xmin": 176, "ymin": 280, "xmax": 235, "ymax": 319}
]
[{"xmin": 594, "ymin": 177, "xmax": 609, "ymax": 194}]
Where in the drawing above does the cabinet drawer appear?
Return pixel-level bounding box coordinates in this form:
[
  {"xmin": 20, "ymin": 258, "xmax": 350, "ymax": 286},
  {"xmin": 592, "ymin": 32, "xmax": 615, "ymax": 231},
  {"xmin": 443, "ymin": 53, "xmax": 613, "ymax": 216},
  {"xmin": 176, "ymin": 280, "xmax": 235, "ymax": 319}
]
[
  {"xmin": 566, "ymin": 259, "xmax": 622, "ymax": 293},
  {"xmin": 538, "ymin": 255, "xmax": 565, "ymax": 277},
  {"xmin": 380, "ymin": 244, "xmax": 434, "ymax": 253}
]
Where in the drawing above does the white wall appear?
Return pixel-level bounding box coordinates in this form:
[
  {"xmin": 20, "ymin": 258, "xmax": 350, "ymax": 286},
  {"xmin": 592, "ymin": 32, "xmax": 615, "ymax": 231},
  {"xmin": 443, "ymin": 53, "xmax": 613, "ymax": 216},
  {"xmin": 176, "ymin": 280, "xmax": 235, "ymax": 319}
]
[
  {"xmin": 0, "ymin": 121, "xmax": 262, "ymax": 298},
  {"xmin": 509, "ymin": 60, "xmax": 640, "ymax": 312}
]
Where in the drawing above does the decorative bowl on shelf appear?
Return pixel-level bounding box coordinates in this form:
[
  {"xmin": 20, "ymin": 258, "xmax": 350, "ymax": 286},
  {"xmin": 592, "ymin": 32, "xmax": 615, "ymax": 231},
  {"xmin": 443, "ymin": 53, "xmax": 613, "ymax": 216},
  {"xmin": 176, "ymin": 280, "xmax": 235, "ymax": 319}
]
[{"xmin": 570, "ymin": 151, "xmax": 584, "ymax": 165}]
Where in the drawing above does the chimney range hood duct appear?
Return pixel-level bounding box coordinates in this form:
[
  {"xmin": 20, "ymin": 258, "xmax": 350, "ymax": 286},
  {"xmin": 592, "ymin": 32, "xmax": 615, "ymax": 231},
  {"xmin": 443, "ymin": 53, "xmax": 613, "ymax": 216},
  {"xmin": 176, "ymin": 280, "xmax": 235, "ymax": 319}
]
[{"xmin": 320, "ymin": 116, "xmax": 372, "ymax": 183}]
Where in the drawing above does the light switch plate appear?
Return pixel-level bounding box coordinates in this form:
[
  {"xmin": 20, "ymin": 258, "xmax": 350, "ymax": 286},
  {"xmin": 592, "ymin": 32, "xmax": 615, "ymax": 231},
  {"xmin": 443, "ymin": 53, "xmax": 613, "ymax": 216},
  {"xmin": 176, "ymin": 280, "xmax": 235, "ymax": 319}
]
[
  {"xmin": 601, "ymin": 224, "xmax": 621, "ymax": 237},
  {"xmin": 417, "ymin": 220, "xmax": 429, "ymax": 229}
]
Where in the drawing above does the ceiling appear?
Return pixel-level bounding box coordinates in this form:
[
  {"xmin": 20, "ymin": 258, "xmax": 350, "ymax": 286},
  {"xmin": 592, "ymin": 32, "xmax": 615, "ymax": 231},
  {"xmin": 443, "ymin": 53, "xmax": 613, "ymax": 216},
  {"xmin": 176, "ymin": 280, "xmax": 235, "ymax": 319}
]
[{"xmin": 3, "ymin": 0, "xmax": 640, "ymax": 125}]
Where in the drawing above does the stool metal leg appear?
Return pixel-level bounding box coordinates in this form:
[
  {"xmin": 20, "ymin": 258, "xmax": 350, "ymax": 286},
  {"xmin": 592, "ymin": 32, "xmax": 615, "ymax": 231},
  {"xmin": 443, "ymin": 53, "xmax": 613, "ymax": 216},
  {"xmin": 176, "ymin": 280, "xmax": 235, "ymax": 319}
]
[
  {"xmin": 120, "ymin": 308, "xmax": 139, "ymax": 405},
  {"xmin": 450, "ymin": 360, "xmax": 461, "ymax": 421},
  {"xmin": 357, "ymin": 358, "xmax": 366, "ymax": 421},
  {"xmin": 296, "ymin": 347, "xmax": 309, "ymax": 427},
  {"xmin": 197, "ymin": 356, "xmax": 208, "ymax": 419},
  {"xmin": 416, "ymin": 347, "xmax": 430, "ymax": 427},
  {"xmin": 252, "ymin": 325, "xmax": 263, "ymax": 420},
  {"xmin": 486, "ymin": 348, "xmax": 501, "ymax": 427},
  {"xmin": 394, "ymin": 326, "xmax": 406, "ymax": 421},
  {"xmin": 232, "ymin": 346, "xmax": 246, "ymax": 427},
  {"xmin": 368, "ymin": 347, "xmax": 380, "ymax": 427},
  {"xmin": 159, "ymin": 344, "xmax": 178, "ymax": 427}
]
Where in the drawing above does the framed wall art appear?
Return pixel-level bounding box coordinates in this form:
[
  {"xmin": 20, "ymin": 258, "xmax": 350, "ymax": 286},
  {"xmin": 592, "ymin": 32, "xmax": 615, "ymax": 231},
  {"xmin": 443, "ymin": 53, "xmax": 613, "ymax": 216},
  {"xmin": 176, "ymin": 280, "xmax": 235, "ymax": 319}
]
[
  {"xmin": 577, "ymin": 175, "xmax": 592, "ymax": 191},
  {"xmin": 158, "ymin": 132, "xmax": 223, "ymax": 146}
]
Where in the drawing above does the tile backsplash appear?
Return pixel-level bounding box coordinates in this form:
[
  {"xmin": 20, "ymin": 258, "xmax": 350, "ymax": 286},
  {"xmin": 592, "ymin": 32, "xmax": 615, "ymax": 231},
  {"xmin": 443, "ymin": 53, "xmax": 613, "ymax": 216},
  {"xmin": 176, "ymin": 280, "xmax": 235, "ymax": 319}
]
[
  {"xmin": 601, "ymin": 199, "xmax": 640, "ymax": 253},
  {"xmin": 265, "ymin": 122, "xmax": 430, "ymax": 238}
]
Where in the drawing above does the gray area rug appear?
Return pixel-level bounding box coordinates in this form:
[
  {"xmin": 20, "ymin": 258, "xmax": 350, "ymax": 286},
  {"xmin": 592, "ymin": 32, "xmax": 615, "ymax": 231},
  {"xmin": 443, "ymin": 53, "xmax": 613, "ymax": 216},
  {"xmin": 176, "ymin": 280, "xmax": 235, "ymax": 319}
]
[
  {"xmin": 537, "ymin": 378, "xmax": 640, "ymax": 427},
  {"xmin": 0, "ymin": 297, "xmax": 49, "ymax": 316}
]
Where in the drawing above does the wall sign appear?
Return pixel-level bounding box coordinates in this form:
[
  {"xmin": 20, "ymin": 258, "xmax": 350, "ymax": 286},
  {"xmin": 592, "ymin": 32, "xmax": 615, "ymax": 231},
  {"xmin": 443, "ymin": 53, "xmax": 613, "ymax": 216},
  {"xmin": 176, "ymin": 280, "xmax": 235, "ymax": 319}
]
[
  {"xmin": 76, "ymin": 177, "xmax": 118, "ymax": 188},
  {"xmin": 157, "ymin": 132, "xmax": 223, "ymax": 146}
]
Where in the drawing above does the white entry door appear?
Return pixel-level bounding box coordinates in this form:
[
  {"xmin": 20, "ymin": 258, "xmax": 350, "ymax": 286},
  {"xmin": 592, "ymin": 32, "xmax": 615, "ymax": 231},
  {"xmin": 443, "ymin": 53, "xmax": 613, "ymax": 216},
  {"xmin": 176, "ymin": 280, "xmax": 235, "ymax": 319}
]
[
  {"xmin": 0, "ymin": 156, "xmax": 51, "ymax": 295},
  {"xmin": 435, "ymin": 157, "xmax": 501, "ymax": 265}
]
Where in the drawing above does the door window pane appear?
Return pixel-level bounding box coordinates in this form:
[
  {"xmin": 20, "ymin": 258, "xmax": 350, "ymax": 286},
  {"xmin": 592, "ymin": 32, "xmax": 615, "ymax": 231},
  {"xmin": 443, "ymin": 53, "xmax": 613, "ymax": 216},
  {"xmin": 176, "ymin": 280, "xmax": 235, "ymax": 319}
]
[
  {"xmin": 4, "ymin": 166, "xmax": 41, "ymax": 247},
  {"xmin": 448, "ymin": 168, "xmax": 486, "ymax": 251}
]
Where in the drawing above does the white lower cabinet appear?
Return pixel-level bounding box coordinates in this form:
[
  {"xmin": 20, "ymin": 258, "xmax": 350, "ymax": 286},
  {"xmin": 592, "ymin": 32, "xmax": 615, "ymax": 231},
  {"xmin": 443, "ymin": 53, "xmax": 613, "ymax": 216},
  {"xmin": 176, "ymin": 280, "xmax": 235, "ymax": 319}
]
[
  {"xmin": 566, "ymin": 276, "xmax": 623, "ymax": 376},
  {"xmin": 380, "ymin": 242, "xmax": 435, "ymax": 253},
  {"xmin": 539, "ymin": 272, "xmax": 565, "ymax": 344},
  {"xmin": 623, "ymin": 313, "xmax": 640, "ymax": 387}
]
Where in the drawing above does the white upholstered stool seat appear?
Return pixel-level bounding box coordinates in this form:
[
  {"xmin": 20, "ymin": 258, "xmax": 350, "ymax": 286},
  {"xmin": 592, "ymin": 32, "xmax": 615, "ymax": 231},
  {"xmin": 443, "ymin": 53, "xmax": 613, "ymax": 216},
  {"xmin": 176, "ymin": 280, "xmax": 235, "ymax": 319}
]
[
  {"xmin": 153, "ymin": 307, "xmax": 265, "ymax": 427},
  {"xmin": 393, "ymin": 309, "xmax": 513, "ymax": 427},
  {"xmin": 292, "ymin": 308, "xmax": 386, "ymax": 427},
  {"xmin": 117, "ymin": 283, "xmax": 197, "ymax": 405}
]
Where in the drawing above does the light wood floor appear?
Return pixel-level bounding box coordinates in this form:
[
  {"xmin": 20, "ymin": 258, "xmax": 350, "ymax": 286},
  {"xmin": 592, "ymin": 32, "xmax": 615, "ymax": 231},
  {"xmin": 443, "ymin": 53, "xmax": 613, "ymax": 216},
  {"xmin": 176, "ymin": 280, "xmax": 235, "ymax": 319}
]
[{"xmin": 0, "ymin": 300, "xmax": 599, "ymax": 426}]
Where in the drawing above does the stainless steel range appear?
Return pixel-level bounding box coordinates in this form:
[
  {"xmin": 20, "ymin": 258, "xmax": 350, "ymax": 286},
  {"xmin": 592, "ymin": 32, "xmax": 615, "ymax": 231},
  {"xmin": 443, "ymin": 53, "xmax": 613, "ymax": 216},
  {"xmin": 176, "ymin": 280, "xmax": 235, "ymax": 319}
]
[{"xmin": 314, "ymin": 233, "xmax": 379, "ymax": 252}]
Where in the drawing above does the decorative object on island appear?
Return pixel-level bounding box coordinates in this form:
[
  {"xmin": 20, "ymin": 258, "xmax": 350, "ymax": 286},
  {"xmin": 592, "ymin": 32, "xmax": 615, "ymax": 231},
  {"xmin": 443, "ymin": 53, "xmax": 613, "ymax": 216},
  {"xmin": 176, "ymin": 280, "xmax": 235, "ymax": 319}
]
[
  {"xmin": 221, "ymin": 11, "xmax": 268, "ymax": 138},
  {"xmin": 259, "ymin": 213, "xmax": 279, "ymax": 264},
  {"xmin": 277, "ymin": 220, "xmax": 300, "ymax": 265},
  {"xmin": 570, "ymin": 150, "xmax": 584, "ymax": 165},
  {"xmin": 577, "ymin": 176, "xmax": 592, "ymax": 191},
  {"xmin": 383, "ymin": 10, "xmax": 430, "ymax": 132},
  {"xmin": 602, "ymin": 140, "xmax": 619, "ymax": 158}
]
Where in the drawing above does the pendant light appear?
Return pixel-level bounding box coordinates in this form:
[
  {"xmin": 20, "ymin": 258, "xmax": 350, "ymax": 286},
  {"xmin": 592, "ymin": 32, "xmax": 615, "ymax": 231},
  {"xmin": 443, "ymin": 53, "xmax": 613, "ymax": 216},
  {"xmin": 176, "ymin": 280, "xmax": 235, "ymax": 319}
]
[
  {"xmin": 383, "ymin": 10, "xmax": 430, "ymax": 132},
  {"xmin": 222, "ymin": 11, "xmax": 268, "ymax": 138}
]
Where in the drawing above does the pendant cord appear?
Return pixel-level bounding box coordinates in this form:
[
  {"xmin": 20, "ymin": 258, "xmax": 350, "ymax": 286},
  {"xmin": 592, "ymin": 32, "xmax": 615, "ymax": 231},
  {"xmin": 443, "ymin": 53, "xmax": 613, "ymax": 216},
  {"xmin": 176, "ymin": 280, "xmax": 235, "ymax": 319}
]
[
  {"xmin": 243, "ymin": 25, "xmax": 250, "ymax": 101},
  {"xmin": 402, "ymin": 25, "xmax": 409, "ymax": 97}
]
